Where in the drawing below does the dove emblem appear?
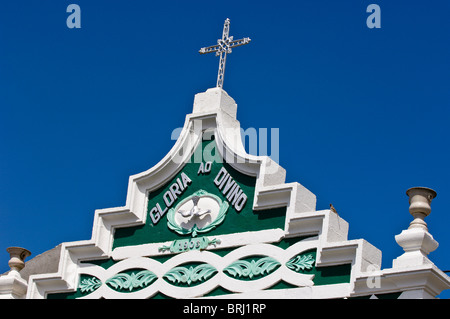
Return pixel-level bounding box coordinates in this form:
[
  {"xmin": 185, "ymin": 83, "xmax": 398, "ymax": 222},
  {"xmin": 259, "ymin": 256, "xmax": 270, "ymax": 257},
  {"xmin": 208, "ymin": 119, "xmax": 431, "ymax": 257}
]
[
  {"xmin": 178, "ymin": 196, "xmax": 211, "ymax": 218},
  {"xmin": 167, "ymin": 190, "xmax": 229, "ymax": 237}
]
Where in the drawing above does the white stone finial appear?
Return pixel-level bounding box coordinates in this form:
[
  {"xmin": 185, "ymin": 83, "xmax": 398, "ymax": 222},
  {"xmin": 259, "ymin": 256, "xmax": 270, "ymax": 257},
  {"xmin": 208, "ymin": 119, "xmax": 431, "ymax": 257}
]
[
  {"xmin": 6, "ymin": 247, "xmax": 31, "ymax": 273},
  {"xmin": 406, "ymin": 187, "xmax": 436, "ymax": 230},
  {"xmin": 393, "ymin": 187, "xmax": 439, "ymax": 268},
  {"xmin": 0, "ymin": 247, "xmax": 31, "ymax": 299}
]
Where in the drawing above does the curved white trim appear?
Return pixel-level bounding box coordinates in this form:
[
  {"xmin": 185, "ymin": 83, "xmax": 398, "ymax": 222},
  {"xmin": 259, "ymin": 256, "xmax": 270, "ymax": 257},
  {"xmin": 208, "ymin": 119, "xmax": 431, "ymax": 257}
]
[
  {"xmin": 77, "ymin": 242, "xmax": 317, "ymax": 299},
  {"xmin": 27, "ymin": 88, "xmax": 384, "ymax": 299}
]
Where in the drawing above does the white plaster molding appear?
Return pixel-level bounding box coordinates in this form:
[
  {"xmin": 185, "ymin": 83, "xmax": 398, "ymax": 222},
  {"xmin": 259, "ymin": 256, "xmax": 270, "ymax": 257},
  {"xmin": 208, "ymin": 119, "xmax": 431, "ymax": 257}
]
[
  {"xmin": 77, "ymin": 242, "xmax": 319, "ymax": 299},
  {"xmin": 111, "ymin": 229, "xmax": 285, "ymax": 260},
  {"xmin": 27, "ymin": 88, "xmax": 317, "ymax": 298},
  {"xmin": 203, "ymin": 283, "xmax": 351, "ymax": 299},
  {"xmin": 285, "ymin": 210, "xmax": 349, "ymax": 243},
  {"xmin": 25, "ymin": 88, "xmax": 399, "ymax": 300},
  {"xmin": 353, "ymin": 263, "xmax": 450, "ymax": 298},
  {"xmin": 0, "ymin": 271, "xmax": 28, "ymax": 299},
  {"xmin": 393, "ymin": 227, "xmax": 439, "ymax": 268}
]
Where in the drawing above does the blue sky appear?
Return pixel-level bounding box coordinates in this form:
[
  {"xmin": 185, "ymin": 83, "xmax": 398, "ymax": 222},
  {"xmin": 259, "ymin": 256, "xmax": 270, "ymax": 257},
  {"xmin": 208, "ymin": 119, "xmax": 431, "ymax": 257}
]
[{"xmin": 1, "ymin": 1, "xmax": 450, "ymax": 297}]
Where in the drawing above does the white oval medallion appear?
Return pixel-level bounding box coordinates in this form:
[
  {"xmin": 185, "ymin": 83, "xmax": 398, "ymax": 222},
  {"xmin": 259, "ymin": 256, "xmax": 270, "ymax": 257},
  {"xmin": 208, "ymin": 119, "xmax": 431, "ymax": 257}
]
[{"xmin": 167, "ymin": 190, "xmax": 229, "ymax": 237}]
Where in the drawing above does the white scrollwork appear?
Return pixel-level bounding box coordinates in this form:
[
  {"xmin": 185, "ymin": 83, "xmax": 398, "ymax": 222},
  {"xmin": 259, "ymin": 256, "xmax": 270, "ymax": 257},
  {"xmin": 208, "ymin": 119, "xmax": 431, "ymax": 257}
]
[{"xmin": 77, "ymin": 241, "xmax": 317, "ymax": 299}]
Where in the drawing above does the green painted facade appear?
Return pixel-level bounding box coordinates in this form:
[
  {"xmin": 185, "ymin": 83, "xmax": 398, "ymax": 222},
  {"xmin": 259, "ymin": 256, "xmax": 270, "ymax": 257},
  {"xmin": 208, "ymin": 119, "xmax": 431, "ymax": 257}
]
[
  {"xmin": 46, "ymin": 136, "xmax": 360, "ymax": 299},
  {"xmin": 113, "ymin": 138, "xmax": 287, "ymax": 249},
  {"xmin": 47, "ymin": 242, "xmax": 354, "ymax": 299}
]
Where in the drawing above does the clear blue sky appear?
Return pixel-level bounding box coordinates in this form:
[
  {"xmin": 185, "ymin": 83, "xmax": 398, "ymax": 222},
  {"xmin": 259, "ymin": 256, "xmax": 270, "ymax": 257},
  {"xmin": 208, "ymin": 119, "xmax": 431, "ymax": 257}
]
[{"xmin": 1, "ymin": 1, "xmax": 450, "ymax": 297}]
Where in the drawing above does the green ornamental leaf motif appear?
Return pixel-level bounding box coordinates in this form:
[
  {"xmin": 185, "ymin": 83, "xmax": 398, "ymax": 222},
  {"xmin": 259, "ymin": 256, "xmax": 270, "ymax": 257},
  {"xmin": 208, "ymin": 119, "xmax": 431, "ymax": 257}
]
[
  {"xmin": 105, "ymin": 270, "xmax": 157, "ymax": 292},
  {"xmin": 224, "ymin": 257, "xmax": 281, "ymax": 279},
  {"xmin": 286, "ymin": 253, "xmax": 315, "ymax": 272},
  {"xmin": 164, "ymin": 264, "xmax": 217, "ymax": 286},
  {"xmin": 79, "ymin": 276, "xmax": 102, "ymax": 294}
]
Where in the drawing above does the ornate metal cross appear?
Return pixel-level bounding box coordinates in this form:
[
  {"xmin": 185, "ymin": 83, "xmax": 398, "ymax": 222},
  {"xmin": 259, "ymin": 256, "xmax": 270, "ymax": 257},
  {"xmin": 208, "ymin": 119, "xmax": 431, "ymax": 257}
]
[{"xmin": 199, "ymin": 18, "xmax": 251, "ymax": 88}]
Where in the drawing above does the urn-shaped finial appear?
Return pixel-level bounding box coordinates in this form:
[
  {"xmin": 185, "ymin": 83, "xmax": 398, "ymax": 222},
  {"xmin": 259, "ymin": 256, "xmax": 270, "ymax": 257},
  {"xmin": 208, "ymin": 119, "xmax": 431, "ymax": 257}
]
[
  {"xmin": 6, "ymin": 247, "xmax": 31, "ymax": 273},
  {"xmin": 406, "ymin": 187, "xmax": 437, "ymax": 230}
]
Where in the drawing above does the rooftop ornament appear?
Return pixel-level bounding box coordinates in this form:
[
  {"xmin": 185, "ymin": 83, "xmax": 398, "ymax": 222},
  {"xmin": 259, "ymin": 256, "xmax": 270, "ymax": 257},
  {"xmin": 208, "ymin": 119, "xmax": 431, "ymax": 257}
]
[
  {"xmin": 0, "ymin": 247, "xmax": 31, "ymax": 298},
  {"xmin": 394, "ymin": 187, "xmax": 439, "ymax": 268},
  {"xmin": 6, "ymin": 247, "xmax": 31, "ymax": 274},
  {"xmin": 199, "ymin": 18, "xmax": 251, "ymax": 89}
]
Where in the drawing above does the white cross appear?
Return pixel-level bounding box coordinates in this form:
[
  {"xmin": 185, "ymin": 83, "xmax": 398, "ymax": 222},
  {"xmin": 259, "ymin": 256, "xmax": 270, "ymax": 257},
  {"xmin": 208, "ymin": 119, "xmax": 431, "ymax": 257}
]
[{"xmin": 199, "ymin": 18, "xmax": 251, "ymax": 88}]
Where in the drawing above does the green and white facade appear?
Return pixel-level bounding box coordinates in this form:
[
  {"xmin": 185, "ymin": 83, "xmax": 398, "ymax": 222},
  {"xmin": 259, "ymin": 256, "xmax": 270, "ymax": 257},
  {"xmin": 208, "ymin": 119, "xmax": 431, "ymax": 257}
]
[{"xmin": 2, "ymin": 88, "xmax": 450, "ymax": 299}]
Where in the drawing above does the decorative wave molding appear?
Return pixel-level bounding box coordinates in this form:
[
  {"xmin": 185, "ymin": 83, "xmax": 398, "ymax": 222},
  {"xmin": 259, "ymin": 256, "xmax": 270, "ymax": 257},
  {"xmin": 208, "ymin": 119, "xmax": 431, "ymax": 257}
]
[{"xmin": 73, "ymin": 243, "xmax": 319, "ymax": 298}]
